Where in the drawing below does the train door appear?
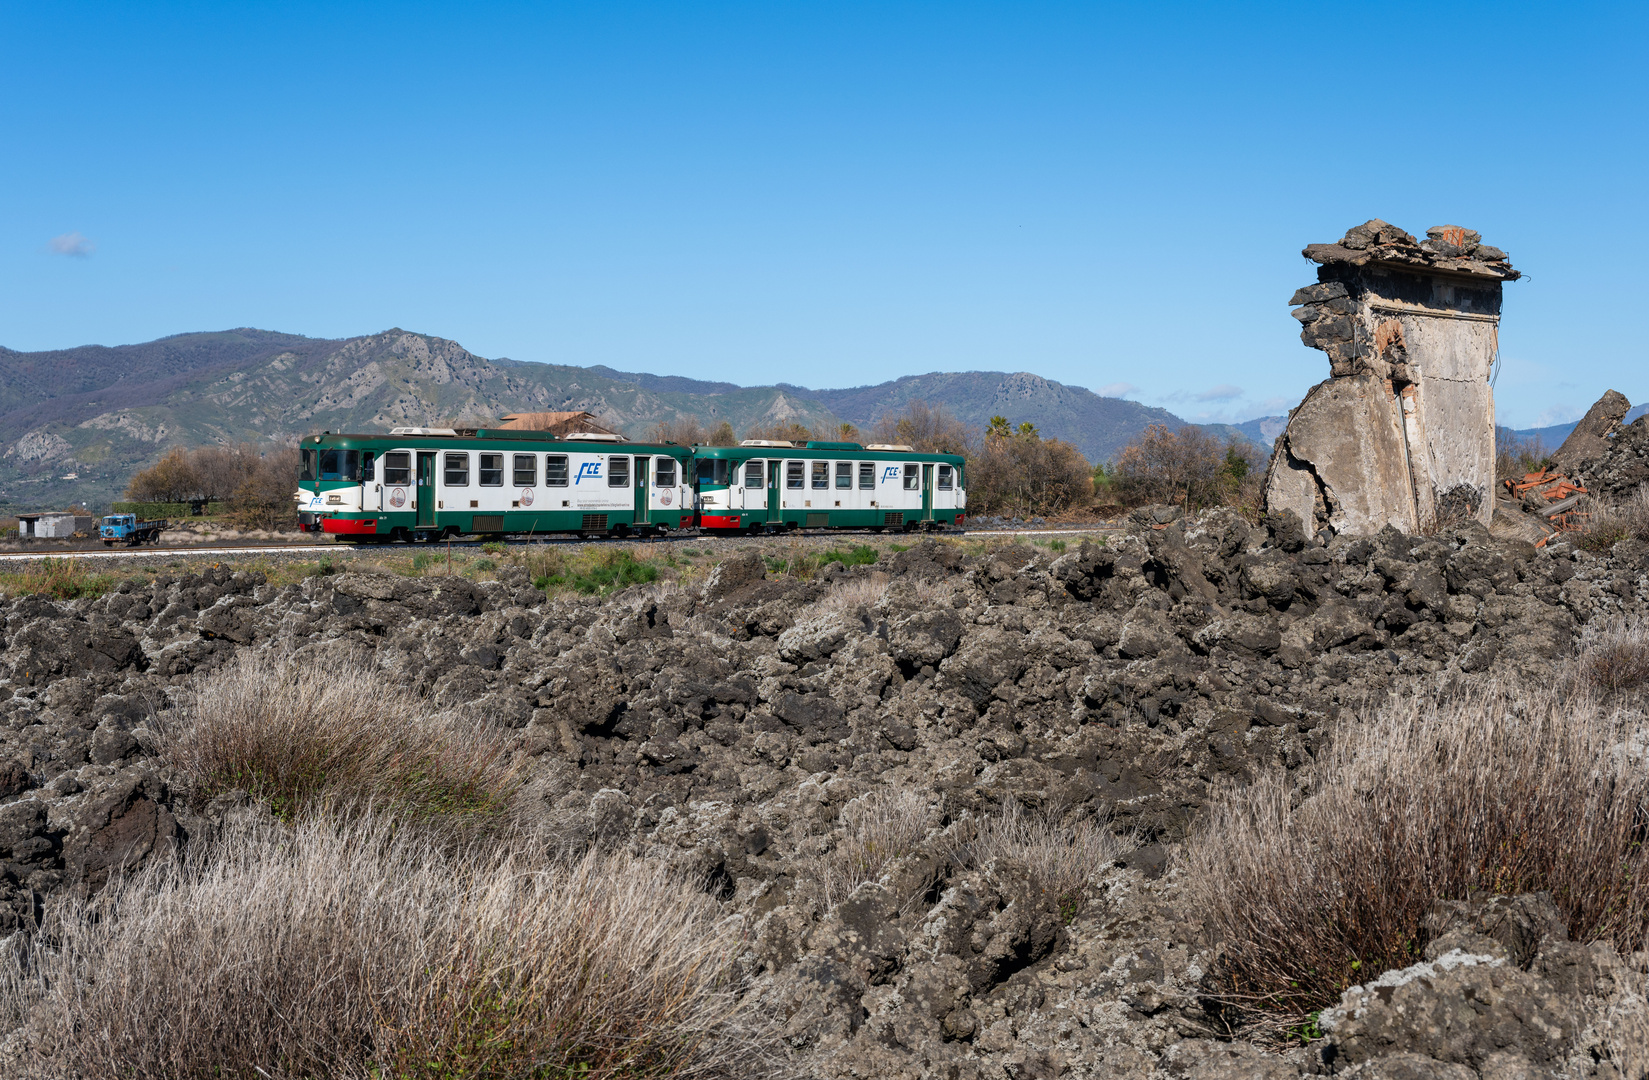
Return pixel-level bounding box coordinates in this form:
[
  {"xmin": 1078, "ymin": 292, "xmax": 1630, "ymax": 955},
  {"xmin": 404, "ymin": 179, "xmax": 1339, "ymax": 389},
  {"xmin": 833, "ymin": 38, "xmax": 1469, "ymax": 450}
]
[
  {"xmin": 416, "ymin": 452, "xmax": 436, "ymax": 528},
  {"xmin": 652, "ymin": 456, "xmax": 680, "ymax": 522},
  {"xmin": 767, "ymin": 460, "xmax": 781, "ymax": 523},
  {"xmin": 922, "ymin": 464, "xmax": 934, "ymax": 521},
  {"xmin": 634, "ymin": 456, "xmax": 650, "ymax": 526}
]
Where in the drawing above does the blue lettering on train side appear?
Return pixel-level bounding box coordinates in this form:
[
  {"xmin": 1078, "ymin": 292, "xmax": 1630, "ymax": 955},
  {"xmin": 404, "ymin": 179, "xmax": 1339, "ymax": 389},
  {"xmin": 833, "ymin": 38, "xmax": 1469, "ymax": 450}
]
[
  {"xmin": 882, "ymin": 466, "xmax": 900, "ymax": 482},
  {"xmin": 575, "ymin": 462, "xmax": 603, "ymax": 484}
]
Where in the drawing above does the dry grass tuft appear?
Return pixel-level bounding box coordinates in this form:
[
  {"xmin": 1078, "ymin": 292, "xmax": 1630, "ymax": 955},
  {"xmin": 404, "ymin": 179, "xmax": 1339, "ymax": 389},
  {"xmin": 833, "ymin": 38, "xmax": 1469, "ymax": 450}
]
[
  {"xmin": 160, "ymin": 650, "xmax": 518, "ymax": 821},
  {"xmin": 966, "ymin": 802, "xmax": 1130, "ymax": 916},
  {"xmin": 812, "ymin": 572, "xmax": 891, "ymax": 617},
  {"xmin": 1600, "ymin": 963, "xmax": 1649, "ymax": 1080},
  {"xmin": 2, "ymin": 815, "xmax": 778, "ymax": 1080},
  {"xmin": 1580, "ymin": 617, "xmax": 1649, "ymax": 694},
  {"xmin": 1577, "ymin": 483, "xmax": 1649, "ymax": 552},
  {"xmin": 1187, "ymin": 679, "xmax": 1649, "ymax": 1029},
  {"xmin": 820, "ymin": 788, "xmax": 936, "ymax": 908}
]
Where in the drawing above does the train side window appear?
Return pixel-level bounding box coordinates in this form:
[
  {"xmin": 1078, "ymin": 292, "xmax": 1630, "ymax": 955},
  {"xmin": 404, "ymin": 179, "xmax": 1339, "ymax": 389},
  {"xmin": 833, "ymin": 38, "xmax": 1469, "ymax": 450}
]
[
  {"xmin": 655, "ymin": 457, "xmax": 677, "ymax": 486},
  {"xmin": 811, "ymin": 461, "xmax": 829, "ymax": 489},
  {"xmin": 835, "ymin": 462, "xmax": 852, "ymax": 489},
  {"xmin": 786, "ymin": 461, "xmax": 805, "ymax": 489},
  {"xmin": 513, "ymin": 454, "xmax": 536, "ymax": 487},
  {"xmin": 444, "ymin": 452, "xmax": 469, "ymax": 486},
  {"xmin": 383, "ymin": 451, "xmax": 411, "ymax": 485},
  {"xmin": 608, "ymin": 456, "xmax": 630, "ymax": 488},
  {"xmin": 545, "ymin": 455, "xmax": 569, "ymax": 486},
  {"xmin": 479, "ymin": 453, "xmax": 504, "ymax": 486},
  {"xmin": 744, "ymin": 460, "xmax": 763, "ymax": 487},
  {"xmin": 361, "ymin": 453, "xmax": 375, "ymax": 482},
  {"xmin": 858, "ymin": 462, "xmax": 874, "ymax": 489},
  {"xmin": 937, "ymin": 464, "xmax": 954, "ymax": 490},
  {"xmin": 300, "ymin": 449, "xmax": 316, "ymax": 482},
  {"xmin": 904, "ymin": 463, "xmax": 920, "ymax": 490}
]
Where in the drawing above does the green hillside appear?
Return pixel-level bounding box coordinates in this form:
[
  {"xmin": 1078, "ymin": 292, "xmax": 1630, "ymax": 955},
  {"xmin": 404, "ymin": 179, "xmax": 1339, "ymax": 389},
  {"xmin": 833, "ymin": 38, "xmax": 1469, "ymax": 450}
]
[
  {"xmin": 0, "ymin": 329, "xmax": 841, "ymax": 511},
  {"xmin": 0, "ymin": 326, "xmax": 1250, "ymax": 512}
]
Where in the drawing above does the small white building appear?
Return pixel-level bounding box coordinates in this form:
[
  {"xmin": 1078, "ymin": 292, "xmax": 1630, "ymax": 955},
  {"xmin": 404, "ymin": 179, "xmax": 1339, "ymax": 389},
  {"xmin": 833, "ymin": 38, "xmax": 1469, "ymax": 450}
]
[{"xmin": 16, "ymin": 512, "xmax": 87, "ymax": 539}]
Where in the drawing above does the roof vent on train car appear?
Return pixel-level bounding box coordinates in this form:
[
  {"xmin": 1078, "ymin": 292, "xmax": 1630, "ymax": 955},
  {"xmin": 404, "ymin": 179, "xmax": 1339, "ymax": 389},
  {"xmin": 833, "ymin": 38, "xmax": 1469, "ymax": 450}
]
[
  {"xmin": 740, "ymin": 439, "xmax": 798, "ymax": 448},
  {"xmin": 805, "ymin": 441, "xmax": 863, "ymax": 450},
  {"xmin": 390, "ymin": 427, "xmax": 458, "ymax": 437},
  {"xmin": 564, "ymin": 432, "xmax": 627, "ymax": 442},
  {"xmin": 864, "ymin": 443, "xmax": 914, "ymax": 451}
]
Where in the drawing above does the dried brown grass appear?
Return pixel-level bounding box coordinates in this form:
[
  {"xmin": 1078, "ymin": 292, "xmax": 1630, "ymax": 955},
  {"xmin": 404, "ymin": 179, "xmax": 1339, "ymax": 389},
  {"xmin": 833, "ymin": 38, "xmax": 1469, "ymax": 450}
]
[
  {"xmin": 812, "ymin": 572, "xmax": 891, "ymax": 617},
  {"xmin": 820, "ymin": 788, "xmax": 936, "ymax": 908},
  {"xmin": 160, "ymin": 650, "xmax": 519, "ymax": 821},
  {"xmin": 1577, "ymin": 483, "xmax": 1649, "ymax": 552},
  {"xmin": 1187, "ymin": 679, "xmax": 1649, "ymax": 1028},
  {"xmin": 2, "ymin": 815, "xmax": 779, "ymax": 1080},
  {"xmin": 958, "ymin": 801, "xmax": 1131, "ymax": 920},
  {"xmin": 1580, "ymin": 617, "xmax": 1649, "ymax": 694}
]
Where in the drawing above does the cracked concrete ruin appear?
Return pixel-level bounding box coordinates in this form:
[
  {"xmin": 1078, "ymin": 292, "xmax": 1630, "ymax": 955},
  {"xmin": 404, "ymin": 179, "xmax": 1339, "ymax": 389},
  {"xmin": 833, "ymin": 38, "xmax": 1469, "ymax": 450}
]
[{"xmin": 1263, "ymin": 220, "xmax": 1519, "ymax": 538}]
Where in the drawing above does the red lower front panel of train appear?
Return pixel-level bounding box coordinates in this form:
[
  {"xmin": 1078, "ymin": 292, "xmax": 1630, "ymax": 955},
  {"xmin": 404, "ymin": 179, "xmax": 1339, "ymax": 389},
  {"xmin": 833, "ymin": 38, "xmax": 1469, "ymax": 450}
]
[{"xmin": 321, "ymin": 517, "xmax": 379, "ymax": 535}]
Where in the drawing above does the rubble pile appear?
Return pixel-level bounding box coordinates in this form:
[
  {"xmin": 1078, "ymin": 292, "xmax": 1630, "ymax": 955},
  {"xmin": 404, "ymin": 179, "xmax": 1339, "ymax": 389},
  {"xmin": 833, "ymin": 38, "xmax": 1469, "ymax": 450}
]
[{"xmin": 0, "ymin": 513, "xmax": 1644, "ymax": 1076}]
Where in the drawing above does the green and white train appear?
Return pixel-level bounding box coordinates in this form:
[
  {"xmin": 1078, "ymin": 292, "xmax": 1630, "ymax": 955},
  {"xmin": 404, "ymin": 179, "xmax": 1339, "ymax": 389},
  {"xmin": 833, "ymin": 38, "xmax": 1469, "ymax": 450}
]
[
  {"xmin": 296, "ymin": 428, "xmax": 965, "ymax": 541},
  {"xmin": 689, "ymin": 441, "xmax": 965, "ymax": 533}
]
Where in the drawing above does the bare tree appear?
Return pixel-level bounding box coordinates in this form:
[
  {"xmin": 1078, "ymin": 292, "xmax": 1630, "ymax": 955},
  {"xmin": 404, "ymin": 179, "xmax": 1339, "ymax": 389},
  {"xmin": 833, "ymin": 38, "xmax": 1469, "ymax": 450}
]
[
  {"xmin": 869, "ymin": 402, "xmax": 972, "ymax": 454},
  {"xmin": 967, "ymin": 419, "xmax": 1091, "ymax": 518},
  {"xmin": 742, "ymin": 420, "xmax": 816, "ymax": 445},
  {"xmin": 126, "ymin": 448, "xmax": 201, "ymax": 503},
  {"xmin": 227, "ymin": 444, "xmax": 302, "ymax": 530},
  {"xmin": 644, "ymin": 418, "xmax": 706, "ymax": 445},
  {"xmin": 1112, "ymin": 424, "xmax": 1260, "ymax": 510}
]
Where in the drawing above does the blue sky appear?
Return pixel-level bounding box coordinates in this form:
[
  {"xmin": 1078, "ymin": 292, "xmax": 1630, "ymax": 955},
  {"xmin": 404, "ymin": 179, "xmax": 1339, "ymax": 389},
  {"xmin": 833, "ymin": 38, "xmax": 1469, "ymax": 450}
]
[{"xmin": 3, "ymin": 2, "xmax": 1644, "ymax": 430}]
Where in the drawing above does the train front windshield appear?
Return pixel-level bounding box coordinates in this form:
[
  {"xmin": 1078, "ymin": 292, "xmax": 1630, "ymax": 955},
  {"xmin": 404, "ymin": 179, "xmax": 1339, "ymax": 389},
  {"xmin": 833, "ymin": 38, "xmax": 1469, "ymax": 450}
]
[{"xmin": 303, "ymin": 448, "xmax": 364, "ymax": 483}]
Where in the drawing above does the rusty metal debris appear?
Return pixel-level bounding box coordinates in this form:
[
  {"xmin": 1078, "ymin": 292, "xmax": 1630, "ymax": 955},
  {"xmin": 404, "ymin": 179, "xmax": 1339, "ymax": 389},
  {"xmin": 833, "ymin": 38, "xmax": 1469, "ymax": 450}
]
[{"xmin": 1510, "ymin": 470, "xmax": 1591, "ymax": 546}]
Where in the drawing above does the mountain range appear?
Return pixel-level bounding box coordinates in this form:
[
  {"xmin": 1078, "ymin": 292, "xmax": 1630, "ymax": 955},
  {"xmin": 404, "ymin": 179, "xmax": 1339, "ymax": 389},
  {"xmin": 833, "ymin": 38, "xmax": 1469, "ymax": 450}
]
[
  {"xmin": 9, "ymin": 324, "xmax": 1598, "ymax": 513},
  {"xmin": 0, "ymin": 327, "xmax": 1261, "ymax": 510}
]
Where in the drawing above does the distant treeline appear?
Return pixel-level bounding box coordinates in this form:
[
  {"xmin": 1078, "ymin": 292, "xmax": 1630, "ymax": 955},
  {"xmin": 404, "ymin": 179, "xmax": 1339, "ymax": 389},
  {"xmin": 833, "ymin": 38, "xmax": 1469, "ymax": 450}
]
[
  {"xmin": 650, "ymin": 404, "xmax": 1265, "ymax": 519},
  {"xmin": 125, "ymin": 443, "xmax": 301, "ymax": 530}
]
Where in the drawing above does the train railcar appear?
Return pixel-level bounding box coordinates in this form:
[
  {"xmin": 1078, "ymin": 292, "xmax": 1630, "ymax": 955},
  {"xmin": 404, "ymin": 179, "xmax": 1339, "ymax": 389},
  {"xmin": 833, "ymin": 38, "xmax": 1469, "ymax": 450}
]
[
  {"xmin": 297, "ymin": 427, "xmax": 695, "ymax": 542},
  {"xmin": 691, "ymin": 440, "xmax": 965, "ymax": 532}
]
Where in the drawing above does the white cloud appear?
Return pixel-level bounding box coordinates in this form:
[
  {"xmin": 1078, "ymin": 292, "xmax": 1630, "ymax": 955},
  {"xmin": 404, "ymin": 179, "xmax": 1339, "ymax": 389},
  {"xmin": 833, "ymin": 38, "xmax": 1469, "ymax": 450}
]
[
  {"xmin": 47, "ymin": 232, "xmax": 94, "ymax": 257},
  {"xmin": 1096, "ymin": 382, "xmax": 1138, "ymax": 398},
  {"xmin": 1533, "ymin": 404, "xmax": 1581, "ymax": 428},
  {"xmin": 1194, "ymin": 383, "xmax": 1244, "ymax": 402}
]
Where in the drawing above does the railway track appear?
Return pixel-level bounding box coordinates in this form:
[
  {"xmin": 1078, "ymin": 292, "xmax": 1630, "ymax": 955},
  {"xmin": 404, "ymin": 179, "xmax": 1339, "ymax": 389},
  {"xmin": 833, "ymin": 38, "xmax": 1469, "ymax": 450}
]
[{"xmin": 0, "ymin": 526, "xmax": 1120, "ymax": 562}]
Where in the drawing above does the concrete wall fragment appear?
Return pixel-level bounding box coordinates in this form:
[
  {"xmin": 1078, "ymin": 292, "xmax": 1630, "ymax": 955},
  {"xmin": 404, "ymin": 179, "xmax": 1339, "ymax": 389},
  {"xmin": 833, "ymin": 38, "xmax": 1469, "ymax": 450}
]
[{"xmin": 1263, "ymin": 220, "xmax": 1518, "ymax": 538}]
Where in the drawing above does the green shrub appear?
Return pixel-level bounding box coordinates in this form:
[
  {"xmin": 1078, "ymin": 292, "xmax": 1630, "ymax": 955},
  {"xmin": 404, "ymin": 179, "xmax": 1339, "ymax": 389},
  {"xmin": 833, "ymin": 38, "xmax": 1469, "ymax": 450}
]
[
  {"xmin": 535, "ymin": 550, "xmax": 659, "ymax": 596},
  {"xmin": 819, "ymin": 544, "xmax": 879, "ymax": 568},
  {"xmin": 0, "ymin": 556, "xmax": 117, "ymax": 600},
  {"xmin": 481, "ymin": 541, "xmax": 506, "ymax": 554}
]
